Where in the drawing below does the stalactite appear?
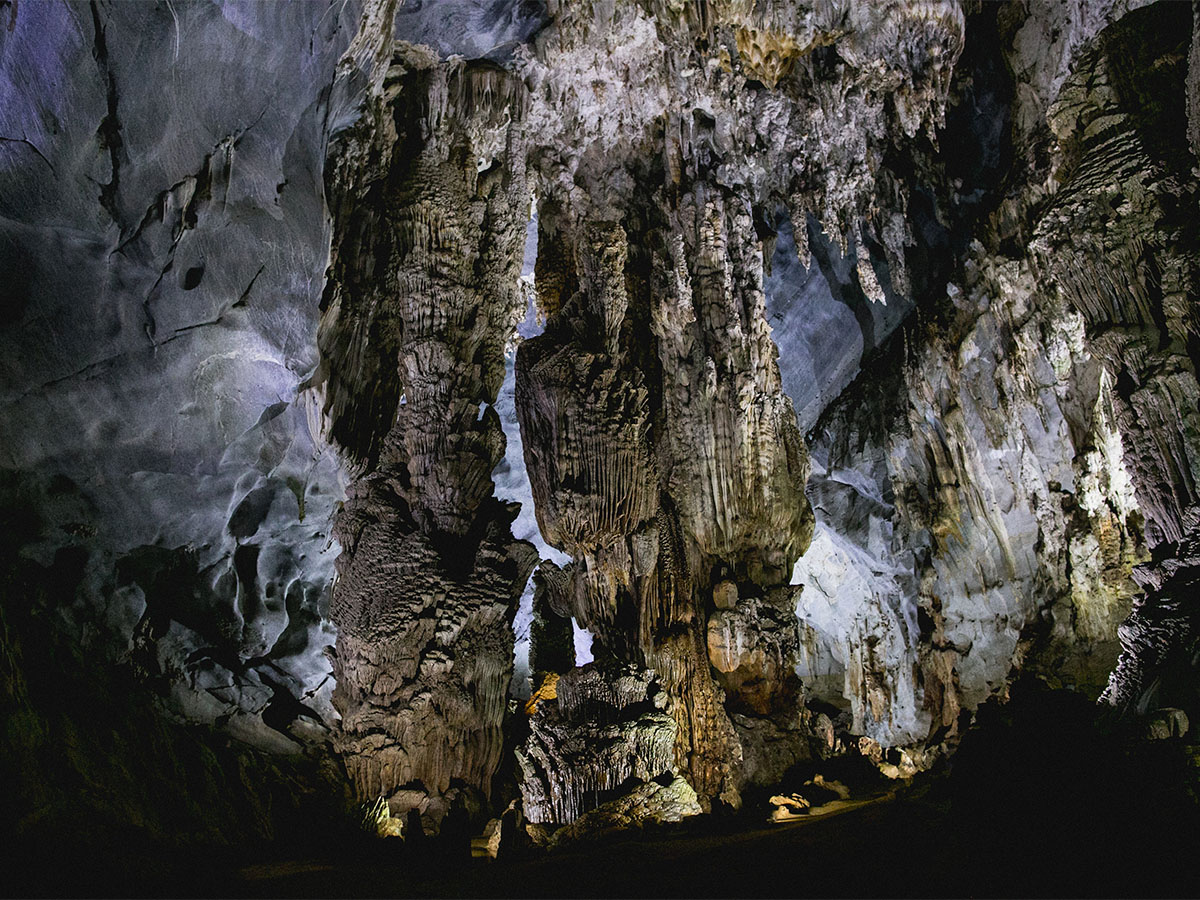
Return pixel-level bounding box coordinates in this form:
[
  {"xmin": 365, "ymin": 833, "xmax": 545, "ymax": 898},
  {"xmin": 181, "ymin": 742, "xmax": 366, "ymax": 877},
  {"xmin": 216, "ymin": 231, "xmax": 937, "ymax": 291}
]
[
  {"xmin": 1034, "ymin": 11, "xmax": 1200, "ymax": 715},
  {"xmin": 516, "ymin": 188, "xmax": 813, "ymax": 808},
  {"xmin": 510, "ymin": 0, "xmax": 964, "ymax": 814}
]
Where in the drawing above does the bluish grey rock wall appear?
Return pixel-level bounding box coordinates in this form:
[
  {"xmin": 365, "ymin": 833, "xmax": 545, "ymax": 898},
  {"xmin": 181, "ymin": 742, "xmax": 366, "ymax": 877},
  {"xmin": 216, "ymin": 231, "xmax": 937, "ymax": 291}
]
[{"xmin": 0, "ymin": 0, "xmax": 359, "ymax": 752}]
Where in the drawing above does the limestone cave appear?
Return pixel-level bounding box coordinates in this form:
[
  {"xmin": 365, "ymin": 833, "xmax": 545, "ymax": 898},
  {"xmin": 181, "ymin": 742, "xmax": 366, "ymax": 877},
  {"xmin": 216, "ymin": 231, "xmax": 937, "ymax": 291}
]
[{"xmin": 2, "ymin": 0, "xmax": 1200, "ymax": 896}]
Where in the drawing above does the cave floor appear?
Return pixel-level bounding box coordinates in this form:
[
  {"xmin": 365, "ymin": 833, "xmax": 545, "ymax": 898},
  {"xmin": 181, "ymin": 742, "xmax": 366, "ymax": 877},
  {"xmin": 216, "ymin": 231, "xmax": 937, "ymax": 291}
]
[
  {"xmin": 14, "ymin": 766, "xmax": 1199, "ymax": 900},
  {"xmin": 223, "ymin": 782, "xmax": 1195, "ymax": 900},
  {"xmin": 15, "ymin": 687, "xmax": 1200, "ymax": 900},
  {"xmin": 236, "ymin": 794, "xmax": 914, "ymax": 900}
]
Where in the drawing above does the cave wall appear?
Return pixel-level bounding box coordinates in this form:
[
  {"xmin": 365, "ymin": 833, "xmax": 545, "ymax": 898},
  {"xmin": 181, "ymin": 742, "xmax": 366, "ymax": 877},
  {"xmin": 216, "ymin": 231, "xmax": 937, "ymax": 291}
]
[
  {"xmin": 791, "ymin": 0, "xmax": 1200, "ymax": 760},
  {"xmin": 1043, "ymin": 3, "xmax": 1200, "ymax": 718},
  {"xmin": 0, "ymin": 0, "xmax": 364, "ymax": 852},
  {"xmin": 0, "ymin": 0, "xmax": 362, "ymax": 751}
]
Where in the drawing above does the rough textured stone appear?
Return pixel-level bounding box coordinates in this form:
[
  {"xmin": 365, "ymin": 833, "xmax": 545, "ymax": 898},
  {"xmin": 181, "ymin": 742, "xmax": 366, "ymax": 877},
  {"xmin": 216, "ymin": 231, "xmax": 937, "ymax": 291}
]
[
  {"xmin": 786, "ymin": 0, "xmax": 1199, "ymax": 765},
  {"xmin": 546, "ymin": 775, "xmax": 702, "ymax": 848},
  {"xmin": 319, "ymin": 33, "xmax": 538, "ymax": 823},
  {"xmin": 1145, "ymin": 708, "xmax": 1190, "ymax": 741},
  {"xmin": 3, "ymin": 0, "xmax": 1200, "ymax": 859},
  {"xmin": 518, "ymin": 664, "xmax": 679, "ymax": 826}
]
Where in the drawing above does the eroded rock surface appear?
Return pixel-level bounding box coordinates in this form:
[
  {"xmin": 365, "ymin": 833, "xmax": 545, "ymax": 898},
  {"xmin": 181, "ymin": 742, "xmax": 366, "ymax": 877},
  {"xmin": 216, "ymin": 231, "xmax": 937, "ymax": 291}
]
[
  {"xmin": 3, "ymin": 0, "xmax": 1200, "ymax": 860},
  {"xmin": 318, "ymin": 33, "xmax": 538, "ymax": 823},
  {"xmin": 0, "ymin": 0, "xmax": 363, "ymax": 855},
  {"xmin": 519, "ymin": 664, "xmax": 679, "ymax": 825},
  {"xmin": 0, "ymin": 0, "xmax": 358, "ymax": 756}
]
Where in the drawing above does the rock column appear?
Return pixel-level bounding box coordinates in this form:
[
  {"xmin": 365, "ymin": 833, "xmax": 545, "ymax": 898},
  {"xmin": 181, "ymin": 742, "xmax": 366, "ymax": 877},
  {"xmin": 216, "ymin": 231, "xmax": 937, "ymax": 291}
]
[
  {"xmin": 516, "ymin": 180, "xmax": 813, "ymax": 815},
  {"xmin": 319, "ymin": 45, "xmax": 537, "ymax": 825}
]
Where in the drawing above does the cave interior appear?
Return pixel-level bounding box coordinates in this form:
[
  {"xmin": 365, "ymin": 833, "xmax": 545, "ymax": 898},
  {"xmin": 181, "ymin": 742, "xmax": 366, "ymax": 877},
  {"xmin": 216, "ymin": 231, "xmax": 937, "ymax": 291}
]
[{"xmin": 2, "ymin": 0, "xmax": 1200, "ymax": 896}]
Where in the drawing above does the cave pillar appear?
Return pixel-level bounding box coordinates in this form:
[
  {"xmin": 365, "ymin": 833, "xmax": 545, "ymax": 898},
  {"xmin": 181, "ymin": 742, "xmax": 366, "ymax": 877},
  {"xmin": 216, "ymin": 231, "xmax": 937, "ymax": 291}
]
[
  {"xmin": 647, "ymin": 186, "xmax": 813, "ymax": 797},
  {"xmin": 515, "ymin": 178, "xmax": 814, "ymax": 817},
  {"xmin": 318, "ymin": 46, "xmax": 537, "ymax": 825}
]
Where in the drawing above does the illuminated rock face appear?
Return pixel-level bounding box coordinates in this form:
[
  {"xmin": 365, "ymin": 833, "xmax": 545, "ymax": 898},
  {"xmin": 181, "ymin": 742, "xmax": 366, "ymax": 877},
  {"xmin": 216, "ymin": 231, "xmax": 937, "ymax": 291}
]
[
  {"xmin": 3, "ymin": 0, "xmax": 1200, "ymax": 848},
  {"xmin": 518, "ymin": 664, "xmax": 679, "ymax": 826},
  {"xmin": 511, "ymin": 0, "xmax": 962, "ymax": 817},
  {"xmin": 0, "ymin": 0, "xmax": 357, "ymax": 756},
  {"xmin": 789, "ymin": 1, "xmax": 1200, "ymax": 753},
  {"xmin": 1041, "ymin": 6, "xmax": 1200, "ymax": 717}
]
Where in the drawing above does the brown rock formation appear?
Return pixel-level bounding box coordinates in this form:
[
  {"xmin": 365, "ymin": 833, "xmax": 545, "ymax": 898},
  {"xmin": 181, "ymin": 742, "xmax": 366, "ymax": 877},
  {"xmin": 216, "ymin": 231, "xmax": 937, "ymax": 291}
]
[
  {"xmin": 511, "ymin": 0, "xmax": 962, "ymax": 815},
  {"xmin": 318, "ymin": 40, "xmax": 537, "ymax": 823},
  {"xmin": 516, "ymin": 198, "xmax": 808, "ymax": 808},
  {"xmin": 518, "ymin": 664, "xmax": 679, "ymax": 825}
]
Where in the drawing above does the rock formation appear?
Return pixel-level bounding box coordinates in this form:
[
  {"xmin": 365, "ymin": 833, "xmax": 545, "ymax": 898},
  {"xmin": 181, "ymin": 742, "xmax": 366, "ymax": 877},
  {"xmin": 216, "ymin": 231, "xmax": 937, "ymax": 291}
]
[
  {"xmin": 790, "ymin": 0, "xmax": 1200, "ymax": 762},
  {"xmin": 519, "ymin": 664, "xmax": 680, "ymax": 825},
  {"xmin": 1036, "ymin": 5, "xmax": 1200, "ymax": 719},
  {"xmin": 511, "ymin": 0, "xmax": 964, "ymax": 817},
  {"xmin": 0, "ymin": 0, "xmax": 357, "ymax": 757},
  {"xmin": 1, "ymin": 0, "xmax": 1199, "ymax": 864},
  {"xmin": 318, "ymin": 28, "xmax": 539, "ymax": 823}
]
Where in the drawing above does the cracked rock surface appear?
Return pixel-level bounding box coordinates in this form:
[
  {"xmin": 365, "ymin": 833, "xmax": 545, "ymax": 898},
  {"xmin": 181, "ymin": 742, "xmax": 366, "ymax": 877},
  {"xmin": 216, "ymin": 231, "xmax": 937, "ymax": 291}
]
[
  {"xmin": 0, "ymin": 0, "xmax": 362, "ymax": 853},
  {"xmin": 0, "ymin": 0, "xmax": 356, "ymax": 755}
]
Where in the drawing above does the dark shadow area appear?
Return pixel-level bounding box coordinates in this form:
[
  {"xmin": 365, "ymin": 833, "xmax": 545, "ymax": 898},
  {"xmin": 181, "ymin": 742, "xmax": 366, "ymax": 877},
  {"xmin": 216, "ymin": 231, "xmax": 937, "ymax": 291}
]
[
  {"xmin": 0, "ymin": 542, "xmax": 356, "ymax": 900},
  {"xmin": 10, "ymin": 677, "xmax": 1196, "ymax": 899}
]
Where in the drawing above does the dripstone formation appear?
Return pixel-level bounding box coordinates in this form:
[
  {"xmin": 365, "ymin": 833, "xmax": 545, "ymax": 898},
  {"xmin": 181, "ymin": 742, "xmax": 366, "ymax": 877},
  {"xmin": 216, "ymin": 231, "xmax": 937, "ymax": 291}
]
[
  {"xmin": 319, "ymin": 34, "xmax": 538, "ymax": 821},
  {"xmin": 512, "ymin": 0, "xmax": 964, "ymax": 820},
  {"xmin": 2, "ymin": 0, "xmax": 1200, "ymax": 861},
  {"xmin": 790, "ymin": 0, "xmax": 1200, "ymax": 756}
]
